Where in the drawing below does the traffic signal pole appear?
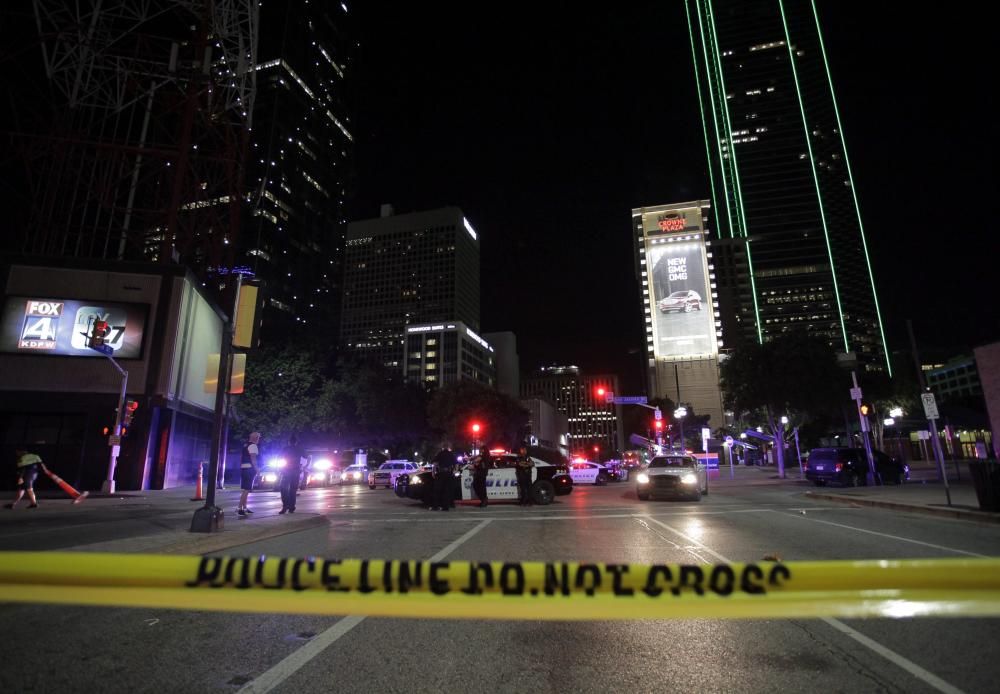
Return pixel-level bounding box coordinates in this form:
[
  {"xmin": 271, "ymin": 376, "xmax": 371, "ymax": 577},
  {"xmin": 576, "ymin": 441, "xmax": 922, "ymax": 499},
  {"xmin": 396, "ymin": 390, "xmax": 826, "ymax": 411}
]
[{"xmin": 101, "ymin": 356, "xmax": 128, "ymax": 494}]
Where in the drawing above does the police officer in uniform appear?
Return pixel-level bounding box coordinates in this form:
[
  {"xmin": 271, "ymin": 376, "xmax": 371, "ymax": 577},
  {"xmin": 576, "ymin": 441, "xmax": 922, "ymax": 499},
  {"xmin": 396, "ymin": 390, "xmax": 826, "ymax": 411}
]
[
  {"xmin": 472, "ymin": 453, "xmax": 491, "ymax": 508},
  {"xmin": 279, "ymin": 434, "xmax": 305, "ymax": 514},
  {"xmin": 431, "ymin": 441, "xmax": 458, "ymax": 511},
  {"xmin": 515, "ymin": 445, "xmax": 534, "ymax": 506}
]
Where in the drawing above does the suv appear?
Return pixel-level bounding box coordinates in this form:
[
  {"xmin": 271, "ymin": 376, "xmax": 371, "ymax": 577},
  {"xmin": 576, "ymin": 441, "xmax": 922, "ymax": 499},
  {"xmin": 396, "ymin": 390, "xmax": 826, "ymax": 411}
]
[
  {"xmin": 369, "ymin": 461, "xmax": 422, "ymax": 489},
  {"xmin": 805, "ymin": 447, "xmax": 908, "ymax": 487},
  {"xmin": 657, "ymin": 290, "xmax": 702, "ymax": 313}
]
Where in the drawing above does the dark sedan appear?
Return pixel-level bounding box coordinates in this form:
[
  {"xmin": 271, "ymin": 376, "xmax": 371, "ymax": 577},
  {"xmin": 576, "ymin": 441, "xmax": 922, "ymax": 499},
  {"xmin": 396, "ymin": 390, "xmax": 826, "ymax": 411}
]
[{"xmin": 805, "ymin": 447, "xmax": 909, "ymax": 486}]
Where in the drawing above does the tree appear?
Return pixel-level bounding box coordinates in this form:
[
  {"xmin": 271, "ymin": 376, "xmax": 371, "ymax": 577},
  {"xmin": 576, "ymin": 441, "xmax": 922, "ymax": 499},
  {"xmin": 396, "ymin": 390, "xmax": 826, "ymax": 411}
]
[
  {"xmin": 427, "ymin": 381, "xmax": 529, "ymax": 450},
  {"xmin": 720, "ymin": 333, "xmax": 842, "ymax": 478},
  {"xmin": 234, "ymin": 344, "xmax": 328, "ymax": 442}
]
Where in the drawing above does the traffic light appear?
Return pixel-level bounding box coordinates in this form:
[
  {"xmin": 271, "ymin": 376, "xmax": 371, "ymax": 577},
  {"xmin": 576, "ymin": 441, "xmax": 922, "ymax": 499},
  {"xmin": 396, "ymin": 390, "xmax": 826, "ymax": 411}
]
[
  {"xmin": 654, "ymin": 420, "xmax": 664, "ymax": 432},
  {"xmin": 88, "ymin": 320, "xmax": 109, "ymax": 348},
  {"xmin": 859, "ymin": 402, "xmax": 871, "ymax": 417},
  {"xmin": 123, "ymin": 399, "xmax": 139, "ymax": 427},
  {"xmin": 595, "ymin": 386, "xmax": 606, "ymax": 398}
]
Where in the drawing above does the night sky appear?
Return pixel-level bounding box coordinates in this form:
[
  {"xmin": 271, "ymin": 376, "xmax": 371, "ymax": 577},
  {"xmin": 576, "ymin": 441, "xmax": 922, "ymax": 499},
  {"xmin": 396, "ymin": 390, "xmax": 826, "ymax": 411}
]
[{"xmin": 347, "ymin": 3, "xmax": 995, "ymax": 390}]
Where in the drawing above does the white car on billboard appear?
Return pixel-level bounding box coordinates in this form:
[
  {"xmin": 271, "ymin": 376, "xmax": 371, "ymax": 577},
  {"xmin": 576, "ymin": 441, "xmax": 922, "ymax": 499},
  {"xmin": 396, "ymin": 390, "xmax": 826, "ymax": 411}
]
[{"xmin": 657, "ymin": 290, "xmax": 702, "ymax": 313}]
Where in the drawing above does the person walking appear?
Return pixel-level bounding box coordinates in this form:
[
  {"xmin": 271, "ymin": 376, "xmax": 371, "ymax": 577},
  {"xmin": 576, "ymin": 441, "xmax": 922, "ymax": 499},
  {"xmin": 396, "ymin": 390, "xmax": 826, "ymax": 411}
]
[
  {"xmin": 279, "ymin": 434, "xmax": 306, "ymax": 514},
  {"xmin": 6, "ymin": 449, "xmax": 48, "ymax": 509},
  {"xmin": 238, "ymin": 431, "xmax": 261, "ymax": 517},
  {"xmin": 515, "ymin": 445, "xmax": 534, "ymax": 506},
  {"xmin": 472, "ymin": 453, "xmax": 491, "ymax": 508},
  {"xmin": 431, "ymin": 441, "xmax": 458, "ymax": 511}
]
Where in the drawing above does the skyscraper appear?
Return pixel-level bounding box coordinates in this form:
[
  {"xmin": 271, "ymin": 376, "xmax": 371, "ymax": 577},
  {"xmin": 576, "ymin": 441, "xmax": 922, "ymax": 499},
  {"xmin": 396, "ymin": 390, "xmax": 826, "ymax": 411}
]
[
  {"xmin": 686, "ymin": 0, "xmax": 889, "ymax": 372},
  {"xmin": 339, "ymin": 206, "xmax": 481, "ymax": 370},
  {"xmin": 243, "ymin": 0, "xmax": 356, "ymax": 339}
]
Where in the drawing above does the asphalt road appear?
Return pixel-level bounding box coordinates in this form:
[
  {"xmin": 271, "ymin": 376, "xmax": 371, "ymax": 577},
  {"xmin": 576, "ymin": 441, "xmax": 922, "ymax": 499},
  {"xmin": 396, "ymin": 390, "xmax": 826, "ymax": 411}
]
[{"xmin": 2, "ymin": 480, "xmax": 999, "ymax": 693}]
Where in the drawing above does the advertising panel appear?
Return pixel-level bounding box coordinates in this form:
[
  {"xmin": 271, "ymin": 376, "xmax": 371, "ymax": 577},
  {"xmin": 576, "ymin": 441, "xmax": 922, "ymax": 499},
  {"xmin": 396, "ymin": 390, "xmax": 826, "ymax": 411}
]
[
  {"xmin": 642, "ymin": 207, "xmax": 717, "ymax": 360},
  {"xmin": 0, "ymin": 296, "xmax": 148, "ymax": 359}
]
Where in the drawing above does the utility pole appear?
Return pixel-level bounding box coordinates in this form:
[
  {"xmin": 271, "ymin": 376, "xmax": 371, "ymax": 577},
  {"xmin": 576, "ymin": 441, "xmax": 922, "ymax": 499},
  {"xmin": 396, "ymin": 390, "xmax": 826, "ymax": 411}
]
[{"xmin": 907, "ymin": 320, "xmax": 951, "ymax": 506}]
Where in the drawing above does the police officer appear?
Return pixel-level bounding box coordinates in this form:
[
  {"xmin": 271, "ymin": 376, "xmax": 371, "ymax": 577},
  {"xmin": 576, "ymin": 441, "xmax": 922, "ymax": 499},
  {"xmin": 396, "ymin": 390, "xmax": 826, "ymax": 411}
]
[
  {"xmin": 279, "ymin": 434, "xmax": 305, "ymax": 514},
  {"xmin": 431, "ymin": 441, "xmax": 459, "ymax": 511},
  {"xmin": 472, "ymin": 453, "xmax": 491, "ymax": 508},
  {"xmin": 515, "ymin": 445, "xmax": 534, "ymax": 506}
]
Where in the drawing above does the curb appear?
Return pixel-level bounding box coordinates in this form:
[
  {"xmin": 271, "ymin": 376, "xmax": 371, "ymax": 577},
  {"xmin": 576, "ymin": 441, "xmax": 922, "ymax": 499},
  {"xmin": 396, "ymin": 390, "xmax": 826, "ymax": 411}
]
[
  {"xmin": 156, "ymin": 514, "xmax": 329, "ymax": 555},
  {"xmin": 804, "ymin": 491, "xmax": 1000, "ymax": 524}
]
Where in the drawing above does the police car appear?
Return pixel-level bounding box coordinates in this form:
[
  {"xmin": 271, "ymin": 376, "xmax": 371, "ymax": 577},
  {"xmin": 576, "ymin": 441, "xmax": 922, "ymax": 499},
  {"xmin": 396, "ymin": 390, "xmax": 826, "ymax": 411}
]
[
  {"xmin": 338, "ymin": 463, "xmax": 370, "ymax": 485},
  {"xmin": 634, "ymin": 453, "xmax": 709, "ymax": 501},
  {"xmin": 368, "ymin": 460, "xmax": 422, "ymax": 489},
  {"xmin": 568, "ymin": 460, "xmax": 611, "ymax": 486},
  {"xmin": 394, "ymin": 453, "xmax": 573, "ymax": 505}
]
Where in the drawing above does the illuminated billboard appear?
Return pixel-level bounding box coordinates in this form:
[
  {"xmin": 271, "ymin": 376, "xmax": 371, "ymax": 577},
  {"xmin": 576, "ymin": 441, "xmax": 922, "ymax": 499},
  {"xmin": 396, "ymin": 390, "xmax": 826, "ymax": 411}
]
[
  {"xmin": 641, "ymin": 207, "xmax": 718, "ymax": 360},
  {"xmin": 0, "ymin": 297, "xmax": 148, "ymax": 359}
]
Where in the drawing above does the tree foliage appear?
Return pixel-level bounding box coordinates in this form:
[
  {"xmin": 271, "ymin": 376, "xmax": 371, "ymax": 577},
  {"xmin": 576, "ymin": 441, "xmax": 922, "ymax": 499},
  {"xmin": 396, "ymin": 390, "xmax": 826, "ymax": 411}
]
[
  {"xmin": 720, "ymin": 332, "xmax": 843, "ymax": 477},
  {"xmin": 427, "ymin": 381, "xmax": 529, "ymax": 449}
]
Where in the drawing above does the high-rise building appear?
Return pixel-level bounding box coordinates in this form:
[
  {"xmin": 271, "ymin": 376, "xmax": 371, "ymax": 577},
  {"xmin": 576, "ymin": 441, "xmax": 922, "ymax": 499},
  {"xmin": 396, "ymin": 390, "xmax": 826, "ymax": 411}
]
[
  {"xmin": 243, "ymin": 1, "xmax": 356, "ymax": 339},
  {"xmin": 483, "ymin": 331, "xmax": 519, "ymax": 399},
  {"xmin": 632, "ymin": 201, "xmax": 725, "ymax": 428},
  {"xmin": 686, "ymin": 0, "xmax": 889, "ymax": 372},
  {"xmin": 521, "ymin": 366, "xmax": 624, "ymax": 458},
  {"xmin": 340, "ymin": 206, "xmax": 481, "ymax": 369},
  {"xmin": 403, "ymin": 321, "xmax": 495, "ymax": 388}
]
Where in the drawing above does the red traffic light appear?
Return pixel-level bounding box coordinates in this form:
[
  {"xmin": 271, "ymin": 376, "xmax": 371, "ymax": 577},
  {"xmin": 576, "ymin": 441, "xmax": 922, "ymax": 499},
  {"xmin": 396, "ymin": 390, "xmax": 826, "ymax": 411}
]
[
  {"xmin": 595, "ymin": 386, "xmax": 606, "ymax": 397},
  {"xmin": 654, "ymin": 420, "xmax": 664, "ymax": 430},
  {"xmin": 470, "ymin": 422, "xmax": 482, "ymax": 434},
  {"xmin": 126, "ymin": 399, "xmax": 139, "ymax": 412}
]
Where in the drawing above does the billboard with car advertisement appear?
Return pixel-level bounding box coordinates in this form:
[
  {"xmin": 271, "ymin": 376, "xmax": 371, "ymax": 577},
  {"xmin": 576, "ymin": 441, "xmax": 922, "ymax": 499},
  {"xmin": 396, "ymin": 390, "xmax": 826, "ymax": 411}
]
[
  {"xmin": 641, "ymin": 206, "xmax": 718, "ymax": 360},
  {"xmin": 0, "ymin": 296, "xmax": 148, "ymax": 359}
]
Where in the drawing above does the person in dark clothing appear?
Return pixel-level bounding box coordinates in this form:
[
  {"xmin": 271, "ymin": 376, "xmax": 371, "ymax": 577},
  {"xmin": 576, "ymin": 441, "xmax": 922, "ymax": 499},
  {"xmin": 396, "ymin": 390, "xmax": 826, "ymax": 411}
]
[
  {"xmin": 279, "ymin": 435, "xmax": 306, "ymax": 514},
  {"xmin": 472, "ymin": 454, "xmax": 491, "ymax": 508},
  {"xmin": 431, "ymin": 442, "xmax": 459, "ymax": 511},
  {"xmin": 515, "ymin": 445, "xmax": 534, "ymax": 506},
  {"xmin": 6, "ymin": 449, "xmax": 48, "ymax": 509}
]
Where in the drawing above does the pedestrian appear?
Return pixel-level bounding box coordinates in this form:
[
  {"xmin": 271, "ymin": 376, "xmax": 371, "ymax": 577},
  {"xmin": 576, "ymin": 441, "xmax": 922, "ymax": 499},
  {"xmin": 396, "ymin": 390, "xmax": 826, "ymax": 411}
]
[
  {"xmin": 238, "ymin": 431, "xmax": 261, "ymax": 517},
  {"xmin": 279, "ymin": 434, "xmax": 306, "ymax": 514},
  {"xmin": 472, "ymin": 453, "xmax": 491, "ymax": 508},
  {"xmin": 430, "ymin": 440, "xmax": 459, "ymax": 511},
  {"xmin": 515, "ymin": 445, "xmax": 534, "ymax": 506},
  {"xmin": 5, "ymin": 449, "xmax": 48, "ymax": 509}
]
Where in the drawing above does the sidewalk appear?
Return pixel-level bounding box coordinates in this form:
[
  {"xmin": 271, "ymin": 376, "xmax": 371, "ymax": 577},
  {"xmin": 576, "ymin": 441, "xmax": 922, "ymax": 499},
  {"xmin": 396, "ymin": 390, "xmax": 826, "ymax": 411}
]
[
  {"xmin": 0, "ymin": 486, "xmax": 326, "ymax": 555},
  {"xmin": 805, "ymin": 480, "xmax": 1000, "ymax": 524}
]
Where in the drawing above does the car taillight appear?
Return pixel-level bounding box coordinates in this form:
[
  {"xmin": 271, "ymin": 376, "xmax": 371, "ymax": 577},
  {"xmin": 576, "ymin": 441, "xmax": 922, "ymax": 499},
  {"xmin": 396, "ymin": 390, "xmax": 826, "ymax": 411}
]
[{"xmin": 835, "ymin": 463, "xmax": 843, "ymax": 472}]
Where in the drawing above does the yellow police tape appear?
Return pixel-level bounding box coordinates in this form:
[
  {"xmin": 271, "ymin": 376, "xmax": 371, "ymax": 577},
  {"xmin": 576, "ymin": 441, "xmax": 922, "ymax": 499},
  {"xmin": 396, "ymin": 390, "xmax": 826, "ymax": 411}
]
[{"xmin": 1, "ymin": 552, "xmax": 999, "ymax": 620}]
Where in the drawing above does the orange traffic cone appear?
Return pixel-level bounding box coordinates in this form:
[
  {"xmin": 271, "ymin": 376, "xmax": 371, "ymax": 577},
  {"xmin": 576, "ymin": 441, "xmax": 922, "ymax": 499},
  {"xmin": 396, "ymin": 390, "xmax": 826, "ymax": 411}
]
[
  {"xmin": 191, "ymin": 463, "xmax": 204, "ymax": 501},
  {"xmin": 43, "ymin": 469, "xmax": 89, "ymax": 504}
]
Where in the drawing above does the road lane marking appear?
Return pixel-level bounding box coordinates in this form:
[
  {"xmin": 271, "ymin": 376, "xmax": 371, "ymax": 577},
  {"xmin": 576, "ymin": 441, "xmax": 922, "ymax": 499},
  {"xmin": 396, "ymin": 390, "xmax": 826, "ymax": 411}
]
[
  {"xmin": 344, "ymin": 506, "xmax": 865, "ymax": 523},
  {"xmin": 636, "ymin": 515, "xmax": 969, "ymax": 694},
  {"xmin": 777, "ymin": 512, "xmax": 988, "ymax": 557},
  {"xmin": 236, "ymin": 519, "xmax": 492, "ymax": 694}
]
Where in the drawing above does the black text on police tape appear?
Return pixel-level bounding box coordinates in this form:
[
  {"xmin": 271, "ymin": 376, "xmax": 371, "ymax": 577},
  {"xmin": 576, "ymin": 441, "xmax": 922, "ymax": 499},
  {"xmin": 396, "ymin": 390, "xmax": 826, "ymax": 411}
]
[{"xmin": 186, "ymin": 557, "xmax": 791, "ymax": 597}]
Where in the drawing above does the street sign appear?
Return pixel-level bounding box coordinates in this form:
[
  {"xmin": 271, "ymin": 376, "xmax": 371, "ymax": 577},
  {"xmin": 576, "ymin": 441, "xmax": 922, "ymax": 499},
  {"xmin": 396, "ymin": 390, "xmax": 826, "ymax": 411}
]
[
  {"xmin": 917, "ymin": 430, "xmax": 931, "ymax": 440},
  {"xmin": 849, "ymin": 386, "xmax": 862, "ymax": 401},
  {"xmin": 90, "ymin": 344, "xmax": 114, "ymax": 356},
  {"xmin": 108, "ymin": 435, "xmax": 121, "ymax": 446},
  {"xmin": 604, "ymin": 391, "xmax": 614, "ymax": 404},
  {"xmin": 613, "ymin": 396, "xmax": 648, "ymax": 405},
  {"xmin": 724, "ymin": 435, "xmax": 734, "ymax": 447},
  {"xmin": 921, "ymin": 392, "xmax": 939, "ymax": 420},
  {"xmin": 653, "ymin": 408, "xmax": 662, "ymax": 421}
]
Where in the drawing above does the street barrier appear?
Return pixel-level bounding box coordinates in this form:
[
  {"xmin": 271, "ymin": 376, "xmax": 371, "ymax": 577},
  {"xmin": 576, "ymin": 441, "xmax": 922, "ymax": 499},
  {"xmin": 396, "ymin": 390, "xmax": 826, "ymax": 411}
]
[{"xmin": 1, "ymin": 552, "xmax": 998, "ymax": 620}]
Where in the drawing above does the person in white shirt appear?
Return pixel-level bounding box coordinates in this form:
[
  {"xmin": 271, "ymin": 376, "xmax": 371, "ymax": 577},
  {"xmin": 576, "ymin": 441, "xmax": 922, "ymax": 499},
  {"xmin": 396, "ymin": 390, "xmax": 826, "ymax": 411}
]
[{"xmin": 238, "ymin": 431, "xmax": 261, "ymax": 516}]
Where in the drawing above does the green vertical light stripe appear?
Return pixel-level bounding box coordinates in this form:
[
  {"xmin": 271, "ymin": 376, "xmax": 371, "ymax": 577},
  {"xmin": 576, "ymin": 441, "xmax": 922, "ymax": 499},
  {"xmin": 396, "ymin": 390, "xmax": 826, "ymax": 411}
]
[
  {"xmin": 778, "ymin": 0, "xmax": 849, "ymax": 353},
  {"xmin": 684, "ymin": 0, "xmax": 726, "ymax": 240},
  {"xmin": 809, "ymin": 0, "xmax": 891, "ymax": 375},
  {"xmin": 692, "ymin": 0, "xmax": 736, "ymax": 241},
  {"xmin": 704, "ymin": 0, "xmax": 763, "ymax": 342}
]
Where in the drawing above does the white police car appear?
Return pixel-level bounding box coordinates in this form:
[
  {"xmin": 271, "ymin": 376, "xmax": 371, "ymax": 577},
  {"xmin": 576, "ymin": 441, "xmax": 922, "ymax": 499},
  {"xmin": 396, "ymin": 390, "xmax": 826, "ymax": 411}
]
[
  {"xmin": 635, "ymin": 453, "xmax": 708, "ymax": 501},
  {"xmin": 395, "ymin": 454, "xmax": 573, "ymax": 505},
  {"xmin": 338, "ymin": 463, "xmax": 370, "ymax": 485},
  {"xmin": 568, "ymin": 460, "xmax": 611, "ymax": 486},
  {"xmin": 368, "ymin": 460, "xmax": 422, "ymax": 489}
]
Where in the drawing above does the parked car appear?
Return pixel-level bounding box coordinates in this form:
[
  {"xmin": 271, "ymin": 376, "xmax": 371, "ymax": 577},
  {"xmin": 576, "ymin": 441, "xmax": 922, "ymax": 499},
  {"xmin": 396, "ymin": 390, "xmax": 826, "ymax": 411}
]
[
  {"xmin": 568, "ymin": 460, "xmax": 611, "ymax": 486},
  {"xmin": 369, "ymin": 460, "xmax": 423, "ymax": 489},
  {"xmin": 303, "ymin": 454, "xmax": 337, "ymax": 487},
  {"xmin": 657, "ymin": 290, "xmax": 702, "ymax": 313},
  {"xmin": 338, "ymin": 463, "xmax": 372, "ymax": 485},
  {"xmin": 635, "ymin": 453, "xmax": 708, "ymax": 501},
  {"xmin": 804, "ymin": 447, "xmax": 909, "ymax": 486}
]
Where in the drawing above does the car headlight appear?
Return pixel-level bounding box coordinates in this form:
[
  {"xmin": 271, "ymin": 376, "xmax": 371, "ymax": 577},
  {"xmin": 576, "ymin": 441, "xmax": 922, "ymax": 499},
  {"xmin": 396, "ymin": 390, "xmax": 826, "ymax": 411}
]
[
  {"xmin": 410, "ymin": 475, "xmax": 422, "ymax": 485},
  {"xmin": 352, "ymin": 471, "xmax": 361, "ymax": 479},
  {"xmin": 340, "ymin": 472, "xmax": 347, "ymax": 480},
  {"xmin": 681, "ymin": 473, "xmax": 698, "ymax": 485},
  {"xmin": 263, "ymin": 473, "xmax": 278, "ymax": 483},
  {"xmin": 313, "ymin": 459, "xmax": 332, "ymax": 471},
  {"xmin": 636, "ymin": 473, "xmax": 650, "ymax": 484}
]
